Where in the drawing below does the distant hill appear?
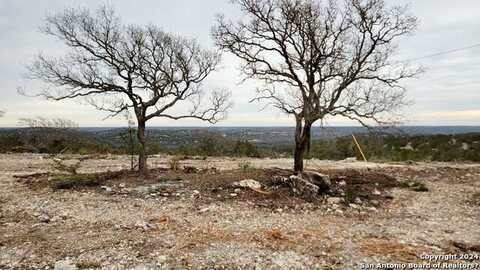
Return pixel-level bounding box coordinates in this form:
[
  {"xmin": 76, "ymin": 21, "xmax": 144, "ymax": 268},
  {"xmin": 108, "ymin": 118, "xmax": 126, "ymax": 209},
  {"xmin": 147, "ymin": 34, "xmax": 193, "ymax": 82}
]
[
  {"xmin": 81, "ymin": 126, "xmax": 480, "ymax": 145},
  {"xmin": 2, "ymin": 126, "xmax": 480, "ymax": 147}
]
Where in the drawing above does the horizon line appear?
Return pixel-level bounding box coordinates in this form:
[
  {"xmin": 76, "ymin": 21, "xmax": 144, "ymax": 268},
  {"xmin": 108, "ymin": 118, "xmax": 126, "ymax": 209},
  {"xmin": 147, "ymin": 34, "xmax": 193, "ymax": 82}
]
[{"xmin": 2, "ymin": 125, "xmax": 480, "ymax": 129}]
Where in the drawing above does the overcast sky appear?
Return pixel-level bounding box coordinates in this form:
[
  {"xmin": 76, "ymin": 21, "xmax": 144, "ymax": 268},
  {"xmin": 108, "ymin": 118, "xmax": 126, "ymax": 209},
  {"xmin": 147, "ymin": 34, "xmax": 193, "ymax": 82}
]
[{"xmin": 0, "ymin": 0, "xmax": 479, "ymax": 127}]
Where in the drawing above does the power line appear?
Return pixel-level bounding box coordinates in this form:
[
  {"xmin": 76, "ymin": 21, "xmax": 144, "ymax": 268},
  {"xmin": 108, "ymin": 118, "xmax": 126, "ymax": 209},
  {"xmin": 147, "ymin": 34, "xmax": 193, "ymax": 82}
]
[{"xmin": 401, "ymin": 42, "xmax": 480, "ymax": 62}]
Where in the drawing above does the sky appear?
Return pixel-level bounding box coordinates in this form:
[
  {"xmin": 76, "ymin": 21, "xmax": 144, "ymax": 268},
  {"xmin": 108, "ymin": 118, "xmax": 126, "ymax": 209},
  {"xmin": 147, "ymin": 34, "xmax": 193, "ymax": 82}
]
[{"xmin": 0, "ymin": 0, "xmax": 479, "ymax": 127}]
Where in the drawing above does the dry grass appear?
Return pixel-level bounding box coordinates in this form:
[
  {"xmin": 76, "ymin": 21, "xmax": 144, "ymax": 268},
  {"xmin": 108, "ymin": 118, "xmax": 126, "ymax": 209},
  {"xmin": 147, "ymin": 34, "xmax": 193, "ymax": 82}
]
[{"xmin": 359, "ymin": 237, "xmax": 431, "ymax": 263}]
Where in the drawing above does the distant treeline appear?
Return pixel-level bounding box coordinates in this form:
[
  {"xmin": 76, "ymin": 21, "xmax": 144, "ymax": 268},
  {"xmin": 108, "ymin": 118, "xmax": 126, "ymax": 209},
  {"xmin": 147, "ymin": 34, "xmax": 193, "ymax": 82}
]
[{"xmin": 0, "ymin": 128, "xmax": 479, "ymax": 162}]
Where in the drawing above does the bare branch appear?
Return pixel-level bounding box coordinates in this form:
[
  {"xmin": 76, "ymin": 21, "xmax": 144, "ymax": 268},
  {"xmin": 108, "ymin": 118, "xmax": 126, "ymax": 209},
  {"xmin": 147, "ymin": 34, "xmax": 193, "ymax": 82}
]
[
  {"xmin": 213, "ymin": 0, "xmax": 421, "ymax": 171},
  {"xmin": 18, "ymin": 117, "xmax": 79, "ymax": 130},
  {"xmin": 213, "ymin": 0, "xmax": 420, "ymax": 125},
  {"xmin": 23, "ymin": 5, "xmax": 232, "ymax": 172}
]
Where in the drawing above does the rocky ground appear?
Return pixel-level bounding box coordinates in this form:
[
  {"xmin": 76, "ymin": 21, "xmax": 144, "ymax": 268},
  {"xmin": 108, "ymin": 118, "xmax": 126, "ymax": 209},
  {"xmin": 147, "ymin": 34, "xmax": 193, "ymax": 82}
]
[{"xmin": 0, "ymin": 154, "xmax": 479, "ymax": 270}]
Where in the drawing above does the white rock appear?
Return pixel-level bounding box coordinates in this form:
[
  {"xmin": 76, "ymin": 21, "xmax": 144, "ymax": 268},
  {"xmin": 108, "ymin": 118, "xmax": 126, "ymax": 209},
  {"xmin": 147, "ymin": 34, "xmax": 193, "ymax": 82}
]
[
  {"xmin": 230, "ymin": 193, "xmax": 238, "ymax": 197},
  {"xmin": 157, "ymin": 255, "xmax": 167, "ymax": 264},
  {"xmin": 119, "ymin": 183, "xmax": 126, "ymax": 188},
  {"xmin": 349, "ymin": 203, "xmax": 359, "ymax": 209},
  {"xmin": 133, "ymin": 263, "xmax": 156, "ymax": 270},
  {"xmin": 54, "ymin": 258, "xmax": 76, "ymax": 270},
  {"xmin": 135, "ymin": 221, "xmax": 152, "ymax": 230},
  {"xmin": 38, "ymin": 214, "xmax": 51, "ymax": 223},
  {"xmin": 232, "ymin": 179, "xmax": 262, "ymax": 189},
  {"xmin": 101, "ymin": 186, "xmax": 112, "ymax": 193},
  {"xmin": 199, "ymin": 206, "xmax": 214, "ymax": 213},
  {"xmin": 372, "ymin": 188, "xmax": 381, "ymax": 195},
  {"xmin": 401, "ymin": 142, "xmax": 414, "ymax": 151},
  {"xmin": 371, "ymin": 200, "xmax": 380, "ymax": 206},
  {"xmin": 327, "ymin": 197, "xmax": 343, "ymax": 204}
]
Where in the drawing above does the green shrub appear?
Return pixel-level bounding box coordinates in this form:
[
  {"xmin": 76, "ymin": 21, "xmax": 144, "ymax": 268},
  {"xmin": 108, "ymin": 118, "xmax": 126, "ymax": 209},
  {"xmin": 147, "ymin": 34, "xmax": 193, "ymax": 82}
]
[
  {"xmin": 168, "ymin": 156, "xmax": 181, "ymax": 171},
  {"xmin": 238, "ymin": 161, "xmax": 255, "ymax": 172},
  {"xmin": 398, "ymin": 181, "xmax": 429, "ymax": 192},
  {"xmin": 76, "ymin": 260, "xmax": 101, "ymax": 269}
]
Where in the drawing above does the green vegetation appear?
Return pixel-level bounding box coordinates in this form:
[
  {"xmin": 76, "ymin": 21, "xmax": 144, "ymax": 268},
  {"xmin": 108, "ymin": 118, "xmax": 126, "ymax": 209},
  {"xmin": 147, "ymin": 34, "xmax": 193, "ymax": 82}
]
[
  {"xmin": 398, "ymin": 181, "xmax": 429, "ymax": 192},
  {"xmin": 76, "ymin": 260, "xmax": 101, "ymax": 269},
  {"xmin": 305, "ymin": 133, "xmax": 480, "ymax": 162},
  {"xmin": 168, "ymin": 156, "xmax": 182, "ymax": 171},
  {"xmin": 344, "ymin": 189, "xmax": 358, "ymax": 204},
  {"xmin": 52, "ymin": 158, "xmax": 82, "ymax": 175},
  {"xmin": 1, "ymin": 129, "xmax": 480, "ymax": 162},
  {"xmin": 238, "ymin": 161, "xmax": 255, "ymax": 172}
]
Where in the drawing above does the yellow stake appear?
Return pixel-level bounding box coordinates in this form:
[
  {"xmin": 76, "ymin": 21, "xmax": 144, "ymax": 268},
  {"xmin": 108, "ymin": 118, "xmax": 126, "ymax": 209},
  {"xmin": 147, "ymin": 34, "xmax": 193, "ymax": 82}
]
[{"xmin": 352, "ymin": 134, "xmax": 368, "ymax": 162}]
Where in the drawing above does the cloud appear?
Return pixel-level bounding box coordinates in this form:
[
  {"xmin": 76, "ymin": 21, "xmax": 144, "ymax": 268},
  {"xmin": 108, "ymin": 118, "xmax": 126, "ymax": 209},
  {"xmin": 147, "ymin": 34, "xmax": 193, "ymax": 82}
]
[
  {"xmin": 408, "ymin": 110, "xmax": 480, "ymax": 125},
  {"xmin": 1, "ymin": 0, "xmax": 479, "ymax": 127}
]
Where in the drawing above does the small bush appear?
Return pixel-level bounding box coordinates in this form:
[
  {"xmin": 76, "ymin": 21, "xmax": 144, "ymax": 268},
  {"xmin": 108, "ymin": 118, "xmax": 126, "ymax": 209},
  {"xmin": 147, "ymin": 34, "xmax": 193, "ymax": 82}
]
[
  {"xmin": 238, "ymin": 161, "xmax": 255, "ymax": 172},
  {"xmin": 411, "ymin": 182, "xmax": 428, "ymax": 192},
  {"xmin": 76, "ymin": 260, "xmax": 101, "ymax": 269},
  {"xmin": 168, "ymin": 156, "xmax": 181, "ymax": 171},
  {"xmin": 52, "ymin": 158, "xmax": 82, "ymax": 175},
  {"xmin": 399, "ymin": 181, "xmax": 429, "ymax": 192},
  {"xmin": 344, "ymin": 189, "xmax": 357, "ymax": 204}
]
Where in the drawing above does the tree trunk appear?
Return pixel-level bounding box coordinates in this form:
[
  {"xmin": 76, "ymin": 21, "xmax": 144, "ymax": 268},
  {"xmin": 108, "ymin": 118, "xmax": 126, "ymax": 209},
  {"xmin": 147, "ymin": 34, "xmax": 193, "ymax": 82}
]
[
  {"xmin": 293, "ymin": 118, "xmax": 312, "ymax": 174},
  {"xmin": 128, "ymin": 126, "xmax": 134, "ymax": 171},
  {"xmin": 137, "ymin": 120, "xmax": 148, "ymax": 174}
]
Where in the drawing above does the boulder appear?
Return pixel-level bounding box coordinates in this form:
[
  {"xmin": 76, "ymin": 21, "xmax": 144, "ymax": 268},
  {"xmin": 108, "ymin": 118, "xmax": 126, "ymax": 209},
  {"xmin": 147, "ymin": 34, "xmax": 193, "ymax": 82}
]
[
  {"xmin": 286, "ymin": 175, "xmax": 319, "ymax": 201},
  {"xmin": 301, "ymin": 171, "xmax": 331, "ymax": 192}
]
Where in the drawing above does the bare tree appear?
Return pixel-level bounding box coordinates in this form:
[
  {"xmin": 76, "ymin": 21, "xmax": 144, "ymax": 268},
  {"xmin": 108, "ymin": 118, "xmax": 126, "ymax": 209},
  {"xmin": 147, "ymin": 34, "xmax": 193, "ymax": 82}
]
[
  {"xmin": 18, "ymin": 117, "xmax": 79, "ymax": 130},
  {"xmin": 213, "ymin": 0, "xmax": 421, "ymax": 172},
  {"xmin": 26, "ymin": 6, "xmax": 231, "ymax": 173}
]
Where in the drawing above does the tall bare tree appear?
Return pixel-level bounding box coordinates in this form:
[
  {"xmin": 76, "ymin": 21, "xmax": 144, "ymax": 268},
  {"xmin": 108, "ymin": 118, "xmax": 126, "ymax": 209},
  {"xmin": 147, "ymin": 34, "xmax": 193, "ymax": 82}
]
[
  {"xmin": 27, "ymin": 6, "xmax": 231, "ymax": 173},
  {"xmin": 213, "ymin": 0, "xmax": 421, "ymax": 172}
]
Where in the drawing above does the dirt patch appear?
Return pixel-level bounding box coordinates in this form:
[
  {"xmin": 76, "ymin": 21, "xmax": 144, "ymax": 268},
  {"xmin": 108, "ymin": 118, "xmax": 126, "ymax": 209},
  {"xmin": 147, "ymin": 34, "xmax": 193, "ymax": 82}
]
[
  {"xmin": 359, "ymin": 237, "xmax": 432, "ymax": 263},
  {"xmin": 15, "ymin": 166, "xmax": 401, "ymax": 211},
  {"xmin": 322, "ymin": 169, "xmax": 400, "ymax": 204},
  {"xmin": 15, "ymin": 170, "xmax": 127, "ymax": 190}
]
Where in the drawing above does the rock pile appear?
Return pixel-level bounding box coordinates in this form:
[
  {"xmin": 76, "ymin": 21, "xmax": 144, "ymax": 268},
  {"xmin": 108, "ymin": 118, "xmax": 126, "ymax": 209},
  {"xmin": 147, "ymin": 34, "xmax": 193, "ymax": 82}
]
[{"xmin": 272, "ymin": 171, "xmax": 331, "ymax": 201}]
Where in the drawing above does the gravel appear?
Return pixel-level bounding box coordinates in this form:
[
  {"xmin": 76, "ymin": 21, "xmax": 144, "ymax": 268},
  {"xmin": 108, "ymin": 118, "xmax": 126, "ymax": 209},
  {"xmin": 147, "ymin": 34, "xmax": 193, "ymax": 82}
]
[{"xmin": 0, "ymin": 154, "xmax": 479, "ymax": 269}]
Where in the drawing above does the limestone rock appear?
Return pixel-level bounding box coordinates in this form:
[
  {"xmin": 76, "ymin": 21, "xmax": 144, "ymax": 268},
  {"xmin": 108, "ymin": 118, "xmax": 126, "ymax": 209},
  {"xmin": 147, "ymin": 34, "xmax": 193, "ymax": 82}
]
[
  {"xmin": 54, "ymin": 258, "xmax": 76, "ymax": 270},
  {"xmin": 232, "ymin": 179, "xmax": 262, "ymax": 189},
  {"xmin": 302, "ymin": 171, "xmax": 331, "ymax": 192},
  {"xmin": 287, "ymin": 175, "xmax": 319, "ymax": 201},
  {"xmin": 327, "ymin": 197, "xmax": 343, "ymax": 204}
]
